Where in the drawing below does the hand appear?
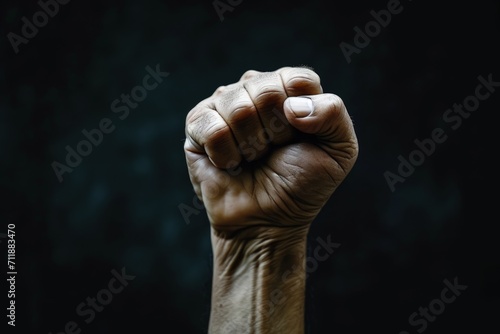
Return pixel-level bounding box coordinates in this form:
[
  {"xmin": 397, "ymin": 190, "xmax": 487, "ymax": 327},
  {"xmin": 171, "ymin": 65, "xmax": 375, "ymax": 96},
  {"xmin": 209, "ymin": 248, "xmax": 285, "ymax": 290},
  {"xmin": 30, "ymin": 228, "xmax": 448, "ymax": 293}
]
[
  {"xmin": 184, "ymin": 67, "xmax": 358, "ymax": 230},
  {"xmin": 184, "ymin": 67, "xmax": 358, "ymax": 333}
]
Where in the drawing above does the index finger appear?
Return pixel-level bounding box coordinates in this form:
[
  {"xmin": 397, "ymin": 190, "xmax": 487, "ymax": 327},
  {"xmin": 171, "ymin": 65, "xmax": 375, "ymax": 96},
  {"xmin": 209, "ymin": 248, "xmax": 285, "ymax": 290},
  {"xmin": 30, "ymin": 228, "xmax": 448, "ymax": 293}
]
[{"xmin": 276, "ymin": 66, "xmax": 323, "ymax": 96}]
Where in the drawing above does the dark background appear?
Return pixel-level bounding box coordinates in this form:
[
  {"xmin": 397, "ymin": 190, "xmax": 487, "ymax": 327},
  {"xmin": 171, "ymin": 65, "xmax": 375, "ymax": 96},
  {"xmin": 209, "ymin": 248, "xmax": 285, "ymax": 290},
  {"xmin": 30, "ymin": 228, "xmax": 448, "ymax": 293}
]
[{"xmin": 1, "ymin": 0, "xmax": 499, "ymax": 333}]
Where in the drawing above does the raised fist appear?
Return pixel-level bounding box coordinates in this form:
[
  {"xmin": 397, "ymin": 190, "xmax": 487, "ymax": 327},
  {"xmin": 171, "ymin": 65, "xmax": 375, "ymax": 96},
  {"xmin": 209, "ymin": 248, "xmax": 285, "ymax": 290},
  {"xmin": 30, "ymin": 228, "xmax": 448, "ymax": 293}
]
[{"xmin": 184, "ymin": 67, "xmax": 358, "ymax": 230}]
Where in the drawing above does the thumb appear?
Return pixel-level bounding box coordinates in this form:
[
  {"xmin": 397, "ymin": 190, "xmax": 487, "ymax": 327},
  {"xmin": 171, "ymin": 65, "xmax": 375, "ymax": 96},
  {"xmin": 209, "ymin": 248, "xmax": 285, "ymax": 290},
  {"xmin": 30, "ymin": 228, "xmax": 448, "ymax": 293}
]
[{"xmin": 283, "ymin": 94, "xmax": 359, "ymax": 171}]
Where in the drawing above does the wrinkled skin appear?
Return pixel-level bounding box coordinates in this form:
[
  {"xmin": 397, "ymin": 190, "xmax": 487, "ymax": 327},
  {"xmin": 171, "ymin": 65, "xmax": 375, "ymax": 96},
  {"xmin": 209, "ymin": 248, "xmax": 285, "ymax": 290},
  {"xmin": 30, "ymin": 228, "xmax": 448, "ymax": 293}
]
[
  {"xmin": 184, "ymin": 67, "xmax": 358, "ymax": 230},
  {"xmin": 184, "ymin": 66, "xmax": 358, "ymax": 333}
]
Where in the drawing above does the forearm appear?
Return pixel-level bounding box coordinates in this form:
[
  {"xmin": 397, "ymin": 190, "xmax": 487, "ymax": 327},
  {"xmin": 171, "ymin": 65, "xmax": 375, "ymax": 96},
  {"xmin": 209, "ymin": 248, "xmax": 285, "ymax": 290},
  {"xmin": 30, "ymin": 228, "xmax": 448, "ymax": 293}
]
[{"xmin": 209, "ymin": 224, "xmax": 309, "ymax": 334}]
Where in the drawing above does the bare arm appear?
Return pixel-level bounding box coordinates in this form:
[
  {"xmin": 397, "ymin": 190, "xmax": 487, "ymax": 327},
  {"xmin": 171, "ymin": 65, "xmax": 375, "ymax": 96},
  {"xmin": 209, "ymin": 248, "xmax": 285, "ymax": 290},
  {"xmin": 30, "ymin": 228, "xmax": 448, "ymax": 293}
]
[
  {"xmin": 209, "ymin": 225, "xmax": 308, "ymax": 333},
  {"xmin": 184, "ymin": 67, "xmax": 358, "ymax": 333}
]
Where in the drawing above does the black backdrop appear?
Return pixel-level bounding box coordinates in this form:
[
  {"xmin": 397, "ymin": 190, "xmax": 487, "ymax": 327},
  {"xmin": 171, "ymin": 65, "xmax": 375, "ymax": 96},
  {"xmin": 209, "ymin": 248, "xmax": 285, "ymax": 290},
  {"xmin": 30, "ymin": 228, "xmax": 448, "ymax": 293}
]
[{"xmin": 1, "ymin": 0, "xmax": 499, "ymax": 333}]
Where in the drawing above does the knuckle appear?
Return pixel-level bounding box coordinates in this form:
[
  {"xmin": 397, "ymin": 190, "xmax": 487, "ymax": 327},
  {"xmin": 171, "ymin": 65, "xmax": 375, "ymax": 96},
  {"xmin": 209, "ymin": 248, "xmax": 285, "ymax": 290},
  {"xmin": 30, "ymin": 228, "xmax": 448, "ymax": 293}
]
[
  {"xmin": 205, "ymin": 123, "xmax": 232, "ymax": 147},
  {"xmin": 248, "ymin": 84, "xmax": 284, "ymax": 104},
  {"xmin": 214, "ymin": 85, "xmax": 226, "ymax": 96},
  {"xmin": 213, "ymin": 82, "xmax": 241, "ymax": 102},
  {"xmin": 186, "ymin": 96, "xmax": 215, "ymax": 123},
  {"xmin": 324, "ymin": 93, "xmax": 345, "ymax": 112},
  {"xmin": 243, "ymin": 72, "xmax": 285, "ymax": 106},
  {"xmin": 228, "ymin": 103, "xmax": 257, "ymax": 123},
  {"xmin": 276, "ymin": 66, "xmax": 293, "ymax": 73},
  {"xmin": 254, "ymin": 91, "xmax": 282, "ymax": 107},
  {"xmin": 295, "ymin": 67, "xmax": 321, "ymax": 81},
  {"xmin": 240, "ymin": 70, "xmax": 260, "ymax": 81},
  {"xmin": 290, "ymin": 69, "xmax": 320, "ymax": 85},
  {"xmin": 282, "ymin": 67, "xmax": 321, "ymax": 94},
  {"xmin": 186, "ymin": 114, "xmax": 202, "ymax": 138},
  {"xmin": 185, "ymin": 106, "xmax": 201, "ymax": 126}
]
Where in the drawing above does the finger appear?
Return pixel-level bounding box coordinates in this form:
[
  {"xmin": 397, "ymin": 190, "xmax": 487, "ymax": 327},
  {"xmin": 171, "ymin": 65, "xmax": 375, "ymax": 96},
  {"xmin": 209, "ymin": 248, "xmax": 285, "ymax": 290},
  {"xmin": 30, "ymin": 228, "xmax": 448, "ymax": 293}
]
[
  {"xmin": 283, "ymin": 94, "xmax": 359, "ymax": 173},
  {"xmin": 242, "ymin": 71, "xmax": 295, "ymax": 144},
  {"xmin": 185, "ymin": 102, "xmax": 242, "ymax": 169},
  {"xmin": 239, "ymin": 69, "xmax": 262, "ymax": 81},
  {"xmin": 276, "ymin": 66, "xmax": 323, "ymax": 96},
  {"xmin": 212, "ymin": 70, "xmax": 263, "ymax": 98},
  {"xmin": 214, "ymin": 85, "xmax": 269, "ymax": 162},
  {"xmin": 212, "ymin": 82, "xmax": 241, "ymax": 97}
]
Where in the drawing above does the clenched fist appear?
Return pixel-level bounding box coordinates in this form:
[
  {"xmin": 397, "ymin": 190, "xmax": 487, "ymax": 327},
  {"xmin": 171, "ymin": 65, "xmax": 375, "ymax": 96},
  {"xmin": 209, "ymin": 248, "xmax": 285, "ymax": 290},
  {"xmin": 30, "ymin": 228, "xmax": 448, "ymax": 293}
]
[
  {"xmin": 185, "ymin": 67, "xmax": 358, "ymax": 229},
  {"xmin": 184, "ymin": 67, "xmax": 358, "ymax": 333}
]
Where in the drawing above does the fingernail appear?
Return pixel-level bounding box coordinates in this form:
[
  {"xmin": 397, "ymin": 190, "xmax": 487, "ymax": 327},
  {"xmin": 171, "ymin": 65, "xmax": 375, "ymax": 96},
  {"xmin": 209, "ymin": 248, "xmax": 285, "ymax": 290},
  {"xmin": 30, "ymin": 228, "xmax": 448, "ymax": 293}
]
[{"xmin": 288, "ymin": 97, "xmax": 314, "ymax": 118}]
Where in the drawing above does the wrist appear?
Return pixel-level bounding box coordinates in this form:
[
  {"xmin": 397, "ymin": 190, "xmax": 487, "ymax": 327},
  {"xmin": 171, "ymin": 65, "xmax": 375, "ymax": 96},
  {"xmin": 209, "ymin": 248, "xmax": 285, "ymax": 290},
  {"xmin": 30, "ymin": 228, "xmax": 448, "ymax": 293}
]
[{"xmin": 209, "ymin": 224, "xmax": 309, "ymax": 334}]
